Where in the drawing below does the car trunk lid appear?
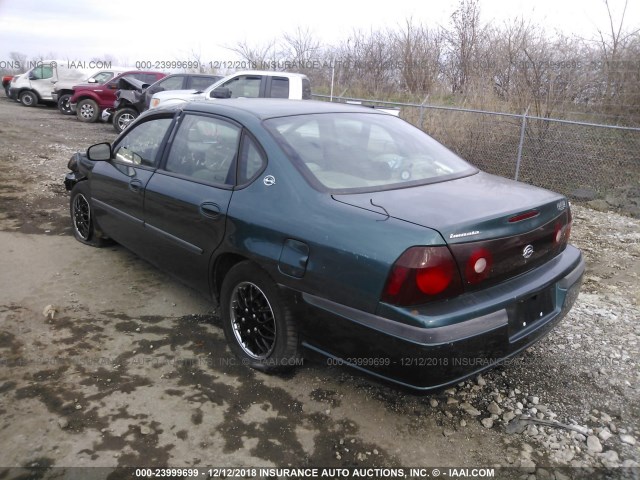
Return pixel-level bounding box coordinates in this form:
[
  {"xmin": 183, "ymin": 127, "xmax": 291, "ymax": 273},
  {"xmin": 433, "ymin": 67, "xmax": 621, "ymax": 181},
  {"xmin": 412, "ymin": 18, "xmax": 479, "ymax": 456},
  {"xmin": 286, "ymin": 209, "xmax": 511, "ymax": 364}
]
[{"xmin": 333, "ymin": 172, "xmax": 571, "ymax": 290}]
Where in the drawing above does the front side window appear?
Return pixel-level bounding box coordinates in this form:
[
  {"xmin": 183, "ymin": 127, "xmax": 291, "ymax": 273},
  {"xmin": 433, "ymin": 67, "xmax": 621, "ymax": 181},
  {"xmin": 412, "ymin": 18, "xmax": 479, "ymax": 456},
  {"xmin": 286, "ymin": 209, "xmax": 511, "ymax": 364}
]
[
  {"xmin": 164, "ymin": 114, "xmax": 241, "ymax": 185},
  {"xmin": 265, "ymin": 113, "xmax": 476, "ymax": 192},
  {"xmin": 31, "ymin": 66, "xmax": 53, "ymax": 80},
  {"xmin": 114, "ymin": 118, "xmax": 173, "ymax": 167},
  {"xmin": 220, "ymin": 75, "xmax": 261, "ymax": 98}
]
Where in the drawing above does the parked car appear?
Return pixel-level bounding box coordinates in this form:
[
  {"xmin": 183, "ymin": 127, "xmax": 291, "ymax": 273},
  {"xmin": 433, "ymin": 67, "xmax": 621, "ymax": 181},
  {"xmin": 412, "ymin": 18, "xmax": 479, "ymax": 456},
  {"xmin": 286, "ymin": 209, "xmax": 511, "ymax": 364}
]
[
  {"xmin": 52, "ymin": 67, "xmax": 133, "ymax": 115},
  {"xmin": 144, "ymin": 73, "xmax": 222, "ymax": 109},
  {"xmin": 2, "ymin": 75, "xmax": 13, "ymax": 96},
  {"xmin": 106, "ymin": 76, "xmax": 151, "ymax": 133},
  {"xmin": 64, "ymin": 99, "xmax": 584, "ymax": 391},
  {"xmin": 69, "ymin": 71, "xmax": 165, "ymax": 123},
  {"xmin": 149, "ymin": 70, "xmax": 311, "ymax": 109},
  {"xmin": 10, "ymin": 60, "xmax": 90, "ymax": 107}
]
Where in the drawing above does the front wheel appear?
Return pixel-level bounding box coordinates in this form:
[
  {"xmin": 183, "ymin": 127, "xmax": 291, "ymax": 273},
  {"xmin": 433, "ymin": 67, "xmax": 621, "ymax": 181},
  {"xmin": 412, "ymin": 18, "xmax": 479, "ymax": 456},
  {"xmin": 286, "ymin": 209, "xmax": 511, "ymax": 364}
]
[
  {"xmin": 19, "ymin": 90, "xmax": 37, "ymax": 107},
  {"xmin": 220, "ymin": 262, "xmax": 300, "ymax": 372},
  {"xmin": 70, "ymin": 182, "xmax": 110, "ymax": 247},
  {"xmin": 58, "ymin": 94, "xmax": 73, "ymax": 114},
  {"xmin": 77, "ymin": 99, "xmax": 99, "ymax": 123},
  {"xmin": 113, "ymin": 108, "xmax": 138, "ymax": 133}
]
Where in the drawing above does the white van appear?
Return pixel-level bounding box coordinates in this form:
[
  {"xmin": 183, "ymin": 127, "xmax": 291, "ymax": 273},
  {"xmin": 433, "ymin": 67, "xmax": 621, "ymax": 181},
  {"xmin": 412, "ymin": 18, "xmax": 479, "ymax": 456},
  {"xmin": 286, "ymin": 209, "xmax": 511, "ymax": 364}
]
[{"xmin": 11, "ymin": 60, "xmax": 91, "ymax": 107}]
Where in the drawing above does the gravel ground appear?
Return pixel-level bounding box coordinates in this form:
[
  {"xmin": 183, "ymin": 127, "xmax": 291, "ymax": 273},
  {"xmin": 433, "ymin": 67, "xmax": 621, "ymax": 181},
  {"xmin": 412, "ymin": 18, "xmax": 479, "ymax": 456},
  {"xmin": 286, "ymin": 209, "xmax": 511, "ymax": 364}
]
[{"xmin": 0, "ymin": 98, "xmax": 638, "ymax": 479}]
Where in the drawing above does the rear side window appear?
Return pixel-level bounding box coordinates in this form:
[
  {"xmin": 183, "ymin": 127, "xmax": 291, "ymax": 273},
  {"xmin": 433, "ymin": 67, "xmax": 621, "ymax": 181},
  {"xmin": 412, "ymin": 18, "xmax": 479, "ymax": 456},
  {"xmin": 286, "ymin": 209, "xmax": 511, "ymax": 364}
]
[
  {"xmin": 164, "ymin": 114, "xmax": 241, "ymax": 185},
  {"xmin": 190, "ymin": 76, "xmax": 220, "ymax": 91},
  {"xmin": 237, "ymin": 134, "xmax": 266, "ymax": 185},
  {"xmin": 146, "ymin": 73, "xmax": 162, "ymax": 83},
  {"xmin": 270, "ymin": 77, "xmax": 289, "ymax": 98}
]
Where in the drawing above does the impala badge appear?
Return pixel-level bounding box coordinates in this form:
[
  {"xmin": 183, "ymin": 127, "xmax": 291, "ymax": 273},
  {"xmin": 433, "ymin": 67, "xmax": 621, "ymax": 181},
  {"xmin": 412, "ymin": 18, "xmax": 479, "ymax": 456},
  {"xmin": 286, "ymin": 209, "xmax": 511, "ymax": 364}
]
[
  {"xmin": 263, "ymin": 175, "xmax": 276, "ymax": 186},
  {"xmin": 523, "ymin": 244, "xmax": 534, "ymax": 259}
]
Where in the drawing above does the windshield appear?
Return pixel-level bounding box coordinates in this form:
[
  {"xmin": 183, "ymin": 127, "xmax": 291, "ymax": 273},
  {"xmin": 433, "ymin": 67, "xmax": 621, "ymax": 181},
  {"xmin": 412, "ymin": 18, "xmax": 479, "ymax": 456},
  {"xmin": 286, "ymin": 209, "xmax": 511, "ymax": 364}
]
[{"xmin": 265, "ymin": 112, "xmax": 476, "ymax": 193}]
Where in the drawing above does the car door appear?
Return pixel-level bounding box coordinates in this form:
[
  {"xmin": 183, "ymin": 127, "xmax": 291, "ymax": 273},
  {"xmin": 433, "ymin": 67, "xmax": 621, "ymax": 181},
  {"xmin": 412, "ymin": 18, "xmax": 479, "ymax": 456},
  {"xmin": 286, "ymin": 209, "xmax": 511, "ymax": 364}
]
[
  {"xmin": 264, "ymin": 76, "xmax": 290, "ymax": 98},
  {"xmin": 142, "ymin": 113, "xmax": 242, "ymax": 293},
  {"xmin": 28, "ymin": 63, "xmax": 55, "ymax": 98},
  {"xmin": 90, "ymin": 115, "xmax": 175, "ymax": 253}
]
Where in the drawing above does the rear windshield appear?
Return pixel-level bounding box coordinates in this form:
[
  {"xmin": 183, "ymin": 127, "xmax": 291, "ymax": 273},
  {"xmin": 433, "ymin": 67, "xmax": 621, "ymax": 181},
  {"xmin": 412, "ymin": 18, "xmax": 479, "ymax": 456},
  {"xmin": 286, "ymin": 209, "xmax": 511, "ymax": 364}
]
[{"xmin": 265, "ymin": 112, "xmax": 476, "ymax": 193}]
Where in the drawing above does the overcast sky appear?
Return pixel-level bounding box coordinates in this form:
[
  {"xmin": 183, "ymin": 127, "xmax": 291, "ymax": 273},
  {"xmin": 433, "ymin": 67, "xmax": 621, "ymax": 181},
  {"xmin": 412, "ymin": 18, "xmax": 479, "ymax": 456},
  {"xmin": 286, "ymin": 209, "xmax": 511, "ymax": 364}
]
[{"xmin": 0, "ymin": 0, "xmax": 637, "ymax": 70}]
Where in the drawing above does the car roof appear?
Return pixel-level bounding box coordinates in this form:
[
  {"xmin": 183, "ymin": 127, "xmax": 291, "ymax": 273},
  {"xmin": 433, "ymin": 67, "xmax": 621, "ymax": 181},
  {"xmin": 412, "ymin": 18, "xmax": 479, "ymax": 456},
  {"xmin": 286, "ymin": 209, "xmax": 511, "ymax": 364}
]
[{"xmin": 182, "ymin": 99, "xmax": 388, "ymax": 120}]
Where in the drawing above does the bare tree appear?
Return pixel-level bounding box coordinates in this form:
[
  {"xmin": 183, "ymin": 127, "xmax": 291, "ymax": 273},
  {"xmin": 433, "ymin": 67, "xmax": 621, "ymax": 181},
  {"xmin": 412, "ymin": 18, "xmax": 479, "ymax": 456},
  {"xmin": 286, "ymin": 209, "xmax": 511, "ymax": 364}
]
[
  {"xmin": 282, "ymin": 26, "xmax": 321, "ymax": 65},
  {"xmin": 392, "ymin": 18, "xmax": 443, "ymax": 96},
  {"xmin": 595, "ymin": 0, "xmax": 640, "ymax": 120},
  {"xmin": 444, "ymin": 0, "xmax": 483, "ymax": 94},
  {"xmin": 226, "ymin": 39, "xmax": 281, "ymax": 70}
]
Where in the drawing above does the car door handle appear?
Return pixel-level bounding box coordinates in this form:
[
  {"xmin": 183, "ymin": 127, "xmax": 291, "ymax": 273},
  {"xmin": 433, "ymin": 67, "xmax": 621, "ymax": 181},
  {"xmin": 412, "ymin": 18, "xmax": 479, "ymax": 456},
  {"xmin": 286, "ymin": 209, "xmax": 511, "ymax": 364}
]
[
  {"xmin": 199, "ymin": 202, "xmax": 221, "ymax": 219},
  {"xmin": 129, "ymin": 179, "xmax": 143, "ymax": 193}
]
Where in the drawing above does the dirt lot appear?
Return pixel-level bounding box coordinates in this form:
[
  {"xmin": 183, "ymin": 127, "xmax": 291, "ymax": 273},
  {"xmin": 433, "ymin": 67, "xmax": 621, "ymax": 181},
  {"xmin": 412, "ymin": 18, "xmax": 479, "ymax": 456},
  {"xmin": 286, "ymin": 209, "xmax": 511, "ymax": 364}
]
[{"xmin": 0, "ymin": 98, "xmax": 638, "ymax": 478}]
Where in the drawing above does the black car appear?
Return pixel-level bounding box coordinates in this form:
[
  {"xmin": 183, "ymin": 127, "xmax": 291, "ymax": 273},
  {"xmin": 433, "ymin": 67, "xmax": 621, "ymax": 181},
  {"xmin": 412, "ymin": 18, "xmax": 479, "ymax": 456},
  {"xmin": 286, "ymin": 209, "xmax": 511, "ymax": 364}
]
[{"xmin": 144, "ymin": 73, "xmax": 222, "ymax": 109}]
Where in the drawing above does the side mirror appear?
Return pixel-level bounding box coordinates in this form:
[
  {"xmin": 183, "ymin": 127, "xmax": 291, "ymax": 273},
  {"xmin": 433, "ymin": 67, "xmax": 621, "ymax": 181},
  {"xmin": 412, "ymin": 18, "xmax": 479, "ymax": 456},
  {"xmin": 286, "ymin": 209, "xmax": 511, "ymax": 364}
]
[
  {"xmin": 210, "ymin": 87, "xmax": 231, "ymax": 99},
  {"xmin": 88, "ymin": 78, "xmax": 97, "ymax": 83},
  {"xmin": 28, "ymin": 72, "xmax": 37, "ymax": 80},
  {"xmin": 87, "ymin": 142, "xmax": 112, "ymax": 161}
]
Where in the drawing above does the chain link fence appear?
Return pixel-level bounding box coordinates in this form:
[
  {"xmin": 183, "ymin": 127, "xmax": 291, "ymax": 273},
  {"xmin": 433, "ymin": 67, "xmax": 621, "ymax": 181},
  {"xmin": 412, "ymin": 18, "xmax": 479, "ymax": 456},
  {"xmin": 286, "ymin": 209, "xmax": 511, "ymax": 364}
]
[{"xmin": 314, "ymin": 94, "xmax": 640, "ymax": 215}]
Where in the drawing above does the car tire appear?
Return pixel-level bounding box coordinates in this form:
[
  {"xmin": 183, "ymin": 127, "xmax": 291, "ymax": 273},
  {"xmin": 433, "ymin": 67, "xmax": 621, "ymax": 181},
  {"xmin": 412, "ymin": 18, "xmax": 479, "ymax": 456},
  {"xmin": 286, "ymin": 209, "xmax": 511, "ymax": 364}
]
[
  {"xmin": 19, "ymin": 91, "xmax": 37, "ymax": 107},
  {"xmin": 70, "ymin": 182, "xmax": 110, "ymax": 247},
  {"xmin": 58, "ymin": 94, "xmax": 73, "ymax": 115},
  {"xmin": 77, "ymin": 99, "xmax": 99, "ymax": 123},
  {"xmin": 113, "ymin": 108, "xmax": 138, "ymax": 133},
  {"xmin": 220, "ymin": 261, "xmax": 301, "ymax": 373}
]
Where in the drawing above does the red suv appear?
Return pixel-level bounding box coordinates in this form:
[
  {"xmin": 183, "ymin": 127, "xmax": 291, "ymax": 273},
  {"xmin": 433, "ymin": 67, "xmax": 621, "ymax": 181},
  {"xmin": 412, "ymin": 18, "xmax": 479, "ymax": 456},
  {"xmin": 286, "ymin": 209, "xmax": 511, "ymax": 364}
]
[{"xmin": 70, "ymin": 71, "xmax": 165, "ymax": 123}]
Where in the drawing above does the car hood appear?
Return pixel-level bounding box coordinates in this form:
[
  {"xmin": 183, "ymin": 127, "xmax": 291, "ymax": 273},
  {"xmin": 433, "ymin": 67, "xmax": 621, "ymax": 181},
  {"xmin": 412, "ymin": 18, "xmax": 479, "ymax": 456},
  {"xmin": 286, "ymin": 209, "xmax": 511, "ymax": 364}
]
[{"xmin": 332, "ymin": 172, "xmax": 565, "ymax": 243}]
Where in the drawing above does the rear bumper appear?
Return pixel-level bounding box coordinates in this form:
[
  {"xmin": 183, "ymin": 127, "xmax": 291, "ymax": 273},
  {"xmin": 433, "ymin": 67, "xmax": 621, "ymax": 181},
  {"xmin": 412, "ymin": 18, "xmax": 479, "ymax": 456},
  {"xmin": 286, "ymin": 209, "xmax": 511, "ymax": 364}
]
[
  {"xmin": 51, "ymin": 92, "xmax": 58, "ymax": 102},
  {"xmin": 298, "ymin": 245, "xmax": 584, "ymax": 390}
]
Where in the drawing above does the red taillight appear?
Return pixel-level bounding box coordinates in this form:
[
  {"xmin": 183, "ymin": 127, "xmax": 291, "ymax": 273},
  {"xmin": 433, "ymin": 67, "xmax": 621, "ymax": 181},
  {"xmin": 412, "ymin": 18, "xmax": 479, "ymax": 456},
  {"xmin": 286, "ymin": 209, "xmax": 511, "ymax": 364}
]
[
  {"xmin": 553, "ymin": 207, "xmax": 572, "ymax": 250},
  {"xmin": 382, "ymin": 246, "xmax": 463, "ymax": 306}
]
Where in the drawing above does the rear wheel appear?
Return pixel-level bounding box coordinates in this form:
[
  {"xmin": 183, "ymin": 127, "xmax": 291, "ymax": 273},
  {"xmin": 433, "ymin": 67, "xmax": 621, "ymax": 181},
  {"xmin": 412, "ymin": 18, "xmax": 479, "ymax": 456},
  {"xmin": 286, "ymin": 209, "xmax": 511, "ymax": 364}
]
[
  {"xmin": 220, "ymin": 262, "xmax": 300, "ymax": 372},
  {"xmin": 19, "ymin": 90, "xmax": 37, "ymax": 107},
  {"xmin": 70, "ymin": 182, "xmax": 110, "ymax": 247},
  {"xmin": 77, "ymin": 99, "xmax": 99, "ymax": 123},
  {"xmin": 58, "ymin": 94, "xmax": 72, "ymax": 114},
  {"xmin": 113, "ymin": 108, "xmax": 138, "ymax": 133}
]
